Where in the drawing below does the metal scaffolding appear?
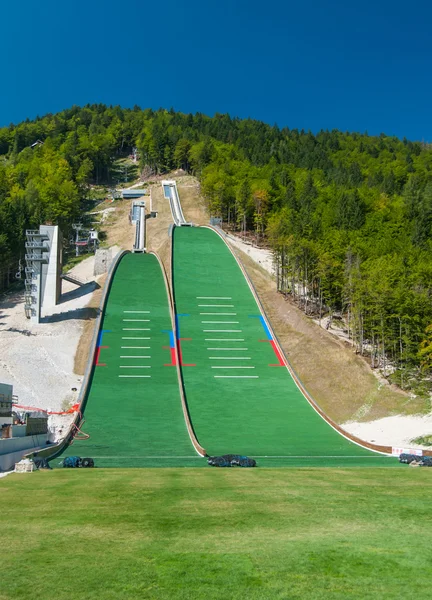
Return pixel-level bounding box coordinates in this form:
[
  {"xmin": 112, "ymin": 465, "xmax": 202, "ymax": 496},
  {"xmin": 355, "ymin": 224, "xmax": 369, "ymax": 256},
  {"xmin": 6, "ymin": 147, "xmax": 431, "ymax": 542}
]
[{"xmin": 25, "ymin": 230, "xmax": 49, "ymax": 323}]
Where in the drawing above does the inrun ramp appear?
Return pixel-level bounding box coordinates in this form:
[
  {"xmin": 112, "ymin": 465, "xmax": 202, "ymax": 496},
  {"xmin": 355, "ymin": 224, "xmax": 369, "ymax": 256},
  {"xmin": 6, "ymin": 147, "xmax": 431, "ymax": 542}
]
[
  {"xmin": 55, "ymin": 253, "xmax": 202, "ymax": 468},
  {"xmin": 172, "ymin": 227, "xmax": 396, "ymax": 467}
]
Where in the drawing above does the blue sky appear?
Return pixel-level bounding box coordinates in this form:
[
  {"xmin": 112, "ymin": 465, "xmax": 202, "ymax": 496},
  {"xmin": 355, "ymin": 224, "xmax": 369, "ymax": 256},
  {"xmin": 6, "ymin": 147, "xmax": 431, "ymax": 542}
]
[{"xmin": 2, "ymin": 0, "xmax": 430, "ymax": 140}]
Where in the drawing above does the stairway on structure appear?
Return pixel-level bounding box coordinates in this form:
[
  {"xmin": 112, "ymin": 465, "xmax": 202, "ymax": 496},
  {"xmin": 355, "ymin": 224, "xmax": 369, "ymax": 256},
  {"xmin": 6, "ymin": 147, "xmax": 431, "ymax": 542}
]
[{"xmin": 61, "ymin": 273, "xmax": 86, "ymax": 287}]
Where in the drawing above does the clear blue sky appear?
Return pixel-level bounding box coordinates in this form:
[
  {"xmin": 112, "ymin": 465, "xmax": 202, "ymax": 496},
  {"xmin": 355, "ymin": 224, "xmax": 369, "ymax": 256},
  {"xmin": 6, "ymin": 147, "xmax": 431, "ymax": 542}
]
[{"xmin": 2, "ymin": 0, "xmax": 430, "ymax": 140}]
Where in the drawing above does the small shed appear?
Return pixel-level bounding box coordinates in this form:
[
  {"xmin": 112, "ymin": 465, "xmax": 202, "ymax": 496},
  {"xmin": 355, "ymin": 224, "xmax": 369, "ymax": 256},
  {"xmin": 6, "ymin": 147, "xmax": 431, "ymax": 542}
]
[{"xmin": 121, "ymin": 188, "xmax": 148, "ymax": 199}]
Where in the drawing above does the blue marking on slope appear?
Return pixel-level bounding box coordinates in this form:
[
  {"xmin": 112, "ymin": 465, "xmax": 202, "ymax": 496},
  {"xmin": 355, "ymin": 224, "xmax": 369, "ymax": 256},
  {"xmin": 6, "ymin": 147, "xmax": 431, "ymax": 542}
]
[
  {"xmin": 162, "ymin": 329, "xmax": 176, "ymax": 348},
  {"xmin": 175, "ymin": 313, "xmax": 190, "ymax": 339},
  {"xmin": 97, "ymin": 329, "xmax": 111, "ymax": 346},
  {"xmin": 169, "ymin": 331, "xmax": 175, "ymax": 348},
  {"xmin": 248, "ymin": 315, "xmax": 272, "ymax": 340},
  {"xmin": 259, "ymin": 316, "xmax": 272, "ymax": 340}
]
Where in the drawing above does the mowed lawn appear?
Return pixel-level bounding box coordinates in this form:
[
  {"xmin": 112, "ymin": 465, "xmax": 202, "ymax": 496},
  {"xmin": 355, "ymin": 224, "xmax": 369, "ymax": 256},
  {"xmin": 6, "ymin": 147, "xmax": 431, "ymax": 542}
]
[{"xmin": 1, "ymin": 468, "xmax": 431, "ymax": 599}]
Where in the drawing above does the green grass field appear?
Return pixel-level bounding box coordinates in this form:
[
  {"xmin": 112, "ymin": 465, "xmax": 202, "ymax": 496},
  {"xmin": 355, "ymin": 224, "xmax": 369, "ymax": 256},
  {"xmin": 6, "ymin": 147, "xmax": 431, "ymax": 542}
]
[
  {"xmin": 172, "ymin": 227, "xmax": 396, "ymax": 467},
  {"xmin": 57, "ymin": 253, "xmax": 202, "ymax": 468},
  {"xmin": 1, "ymin": 468, "xmax": 431, "ymax": 600}
]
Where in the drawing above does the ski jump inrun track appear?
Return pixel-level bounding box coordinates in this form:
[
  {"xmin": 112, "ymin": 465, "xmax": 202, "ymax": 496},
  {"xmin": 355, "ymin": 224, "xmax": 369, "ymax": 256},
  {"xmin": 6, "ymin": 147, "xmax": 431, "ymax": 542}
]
[{"xmin": 43, "ymin": 190, "xmax": 406, "ymax": 468}]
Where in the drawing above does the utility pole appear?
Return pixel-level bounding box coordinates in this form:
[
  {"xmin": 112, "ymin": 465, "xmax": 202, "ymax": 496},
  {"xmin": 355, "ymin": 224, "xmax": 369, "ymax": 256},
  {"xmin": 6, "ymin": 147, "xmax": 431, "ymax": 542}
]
[{"xmin": 72, "ymin": 224, "xmax": 82, "ymax": 257}]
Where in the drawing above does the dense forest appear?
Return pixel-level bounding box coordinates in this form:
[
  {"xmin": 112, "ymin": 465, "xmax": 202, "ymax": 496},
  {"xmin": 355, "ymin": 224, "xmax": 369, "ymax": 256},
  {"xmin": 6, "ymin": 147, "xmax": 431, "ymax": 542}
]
[{"xmin": 0, "ymin": 104, "xmax": 431, "ymax": 388}]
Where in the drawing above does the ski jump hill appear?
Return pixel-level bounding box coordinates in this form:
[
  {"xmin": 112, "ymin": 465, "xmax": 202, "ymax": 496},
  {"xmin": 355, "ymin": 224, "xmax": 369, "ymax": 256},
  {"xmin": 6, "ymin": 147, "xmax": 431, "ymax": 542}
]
[{"xmin": 41, "ymin": 183, "xmax": 404, "ymax": 468}]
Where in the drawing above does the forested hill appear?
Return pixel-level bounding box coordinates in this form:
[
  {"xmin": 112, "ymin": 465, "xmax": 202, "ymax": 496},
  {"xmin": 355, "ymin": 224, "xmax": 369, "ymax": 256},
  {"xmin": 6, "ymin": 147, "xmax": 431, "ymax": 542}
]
[{"xmin": 0, "ymin": 104, "xmax": 431, "ymax": 383}]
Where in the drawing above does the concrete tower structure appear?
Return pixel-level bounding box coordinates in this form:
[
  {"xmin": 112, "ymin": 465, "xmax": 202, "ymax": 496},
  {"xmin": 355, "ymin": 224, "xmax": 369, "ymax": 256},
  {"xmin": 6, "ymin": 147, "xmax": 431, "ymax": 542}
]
[
  {"xmin": 40, "ymin": 225, "xmax": 62, "ymax": 308},
  {"xmin": 25, "ymin": 225, "xmax": 62, "ymax": 323}
]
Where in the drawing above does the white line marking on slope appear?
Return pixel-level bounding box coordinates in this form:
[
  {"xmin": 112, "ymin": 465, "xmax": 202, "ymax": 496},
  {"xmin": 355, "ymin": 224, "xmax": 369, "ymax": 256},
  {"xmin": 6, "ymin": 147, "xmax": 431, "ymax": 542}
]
[
  {"xmin": 205, "ymin": 339, "xmax": 245, "ymax": 341},
  {"xmin": 203, "ymin": 330, "xmax": 242, "ymax": 332},
  {"xmin": 118, "ymin": 375, "xmax": 151, "ymax": 378},
  {"xmin": 122, "ymin": 328, "xmax": 151, "ymax": 331},
  {"xmin": 122, "ymin": 319, "xmax": 150, "ymax": 322},
  {"xmin": 198, "ymin": 305, "xmax": 234, "ymax": 307},
  {"xmin": 251, "ymin": 455, "xmax": 388, "ymax": 459},
  {"xmin": 89, "ymin": 455, "xmax": 201, "ymax": 458},
  {"xmin": 209, "ymin": 357, "xmax": 251, "ymax": 360},
  {"xmin": 196, "ymin": 297, "xmax": 232, "ymax": 299},
  {"xmin": 207, "ymin": 348, "xmax": 248, "ymax": 351},
  {"xmin": 119, "ymin": 365, "xmax": 151, "ymax": 368},
  {"xmin": 120, "ymin": 356, "xmax": 151, "ymax": 359},
  {"xmin": 214, "ymin": 376, "xmax": 259, "ymax": 379},
  {"xmin": 201, "ymin": 321, "xmax": 239, "ymax": 324},
  {"xmin": 121, "ymin": 346, "xmax": 151, "ymax": 349},
  {"xmin": 122, "ymin": 337, "xmax": 151, "ymax": 340}
]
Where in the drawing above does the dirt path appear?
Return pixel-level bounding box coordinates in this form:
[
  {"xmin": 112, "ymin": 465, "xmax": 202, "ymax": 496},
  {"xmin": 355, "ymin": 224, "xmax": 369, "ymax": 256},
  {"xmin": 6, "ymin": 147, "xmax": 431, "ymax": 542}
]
[{"xmin": 101, "ymin": 200, "xmax": 135, "ymax": 249}]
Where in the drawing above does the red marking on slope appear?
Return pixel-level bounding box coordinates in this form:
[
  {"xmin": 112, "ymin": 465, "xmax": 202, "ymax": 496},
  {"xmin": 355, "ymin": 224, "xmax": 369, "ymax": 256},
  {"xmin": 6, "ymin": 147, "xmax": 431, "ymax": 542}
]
[
  {"xmin": 95, "ymin": 345, "xmax": 108, "ymax": 366},
  {"xmin": 177, "ymin": 339, "xmax": 196, "ymax": 367},
  {"xmin": 269, "ymin": 340, "xmax": 286, "ymax": 366},
  {"xmin": 259, "ymin": 339, "xmax": 286, "ymax": 366},
  {"xmin": 164, "ymin": 347, "xmax": 177, "ymax": 367}
]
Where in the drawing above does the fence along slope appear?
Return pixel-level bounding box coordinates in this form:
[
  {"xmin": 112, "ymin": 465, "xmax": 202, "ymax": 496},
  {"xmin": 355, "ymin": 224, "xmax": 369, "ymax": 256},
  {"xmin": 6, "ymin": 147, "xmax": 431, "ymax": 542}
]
[
  {"xmin": 172, "ymin": 226, "xmax": 398, "ymax": 466},
  {"xmin": 47, "ymin": 252, "xmax": 203, "ymax": 468}
]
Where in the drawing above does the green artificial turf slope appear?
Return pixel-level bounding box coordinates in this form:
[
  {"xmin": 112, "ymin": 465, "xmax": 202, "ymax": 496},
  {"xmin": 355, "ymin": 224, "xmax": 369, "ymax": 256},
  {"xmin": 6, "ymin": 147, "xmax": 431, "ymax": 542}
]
[
  {"xmin": 1, "ymin": 468, "xmax": 431, "ymax": 600},
  {"xmin": 55, "ymin": 253, "xmax": 203, "ymax": 468},
  {"xmin": 173, "ymin": 227, "xmax": 396, "ymax": 467}
]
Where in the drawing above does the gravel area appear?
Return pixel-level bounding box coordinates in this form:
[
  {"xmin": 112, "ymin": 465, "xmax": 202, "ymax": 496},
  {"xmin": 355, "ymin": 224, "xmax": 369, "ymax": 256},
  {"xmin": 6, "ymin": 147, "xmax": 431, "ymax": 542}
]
[
  {"xmin": 0, "ymin": 250, "xmax": 118, "ymax": 418},
  {"xmin": 223, "ymin": 232, "xmax": 275, "ymax": 277}
]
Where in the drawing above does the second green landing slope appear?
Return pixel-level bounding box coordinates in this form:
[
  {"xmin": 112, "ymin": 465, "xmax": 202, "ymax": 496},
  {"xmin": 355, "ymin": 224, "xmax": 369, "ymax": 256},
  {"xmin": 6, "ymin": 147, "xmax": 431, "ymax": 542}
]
[
  {"xmin": 56, "ymin": 253, "xmax": 202, "ymax": 468},
  {"xmin": 173, "ymin": 227, "xmax": 396, "ymax": 467}
]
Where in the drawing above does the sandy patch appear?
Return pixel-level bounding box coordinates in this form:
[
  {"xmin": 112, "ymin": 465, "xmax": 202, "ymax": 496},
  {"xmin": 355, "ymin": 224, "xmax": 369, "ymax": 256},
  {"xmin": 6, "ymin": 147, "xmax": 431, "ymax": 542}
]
[
  {"xmin": 222, "ymin": 231, "xmax": 275, "ymax": 278},
  {"xmin": 343, "ymin": 414, "xmax": 432, "ymax": 450},
  {"xmin": 98, "ymin": 200, "xmax": 135, "ymax": 249},
  {"xmin": 176, "ymin": 180, "xmax": 207, "ymax": 226}
]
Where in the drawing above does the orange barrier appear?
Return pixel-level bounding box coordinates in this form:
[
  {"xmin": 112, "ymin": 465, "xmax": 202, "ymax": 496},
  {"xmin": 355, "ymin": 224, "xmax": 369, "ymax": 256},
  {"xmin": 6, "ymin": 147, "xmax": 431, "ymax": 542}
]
[{"xmin": 13, "ymin": 403, "xmax": 80, "ymax": 415}]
